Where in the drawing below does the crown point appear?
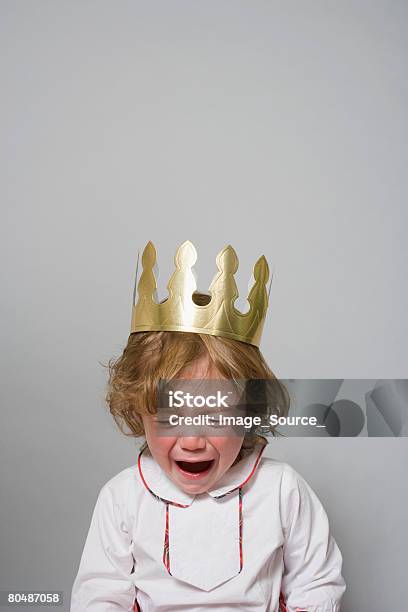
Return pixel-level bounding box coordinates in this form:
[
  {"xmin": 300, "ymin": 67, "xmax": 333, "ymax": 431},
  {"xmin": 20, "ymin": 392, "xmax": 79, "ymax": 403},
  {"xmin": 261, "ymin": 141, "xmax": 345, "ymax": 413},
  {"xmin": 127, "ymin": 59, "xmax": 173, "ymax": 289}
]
[
  {"xmin": 175, "ymin": 240, "xmax": 197, "ymax": 267},
  {"xmin": 142, "ymin": 241, "xmax": 156, "ymax": 265},
  {"xmin": 254, "ymin": 255, "xmax": 269, "ymax": 283},
  {"xmin": 180, "ymin": 239, "xmax": 195, "ymax": 249},
  {"xmin": 216, "ymin": 245, "xmax": 238, "ymax": 274},
  {"xmin": 144, "ymin": 240, "xmax": 155, "ymax": 251}
]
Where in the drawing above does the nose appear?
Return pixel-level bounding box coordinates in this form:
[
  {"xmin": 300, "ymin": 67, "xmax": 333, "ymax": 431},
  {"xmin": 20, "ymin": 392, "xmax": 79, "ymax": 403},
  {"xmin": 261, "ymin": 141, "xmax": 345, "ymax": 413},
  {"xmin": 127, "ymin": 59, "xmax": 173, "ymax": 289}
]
[{"xmin": 178, "ymin": 436, "xmax": 206, "ymax": 451}]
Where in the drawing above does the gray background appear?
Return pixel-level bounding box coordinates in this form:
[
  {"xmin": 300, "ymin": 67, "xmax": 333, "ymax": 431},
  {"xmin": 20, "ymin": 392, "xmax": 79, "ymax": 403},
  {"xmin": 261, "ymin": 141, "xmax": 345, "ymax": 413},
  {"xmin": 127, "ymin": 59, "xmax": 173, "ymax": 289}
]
[{"xmin": 1, "ymin": 1, "xmax": 407, "ymax": 610}]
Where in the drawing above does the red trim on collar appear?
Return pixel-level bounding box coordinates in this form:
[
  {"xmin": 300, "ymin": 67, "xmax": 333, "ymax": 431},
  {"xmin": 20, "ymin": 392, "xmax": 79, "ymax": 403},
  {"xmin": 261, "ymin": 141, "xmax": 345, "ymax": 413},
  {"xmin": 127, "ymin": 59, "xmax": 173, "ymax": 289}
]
[
  {"xmin": 138, "ymin": 441, "xmax": 266, "ymax": 503},
  {"xmin": 236, "ymin": 443, "xmax": 266, "ymax": 488},
  {"xmin": 137, "ymin": 448, "xmax": 190, "ymax": 508},
  {"xmin": 211, "ymin": 442, "xmax": 266, "ymax": 498},
  {"xmin": 138, "ymin": 443, "xmax": 265, "ymax": 585}
]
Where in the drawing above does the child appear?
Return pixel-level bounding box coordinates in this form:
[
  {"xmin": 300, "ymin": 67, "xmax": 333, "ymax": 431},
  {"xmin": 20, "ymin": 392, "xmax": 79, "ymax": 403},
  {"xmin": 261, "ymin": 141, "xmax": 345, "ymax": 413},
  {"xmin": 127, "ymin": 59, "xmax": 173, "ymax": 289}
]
[{"xmin": 71, "ymin": 241, "xmax": 346, "ymax": 611}]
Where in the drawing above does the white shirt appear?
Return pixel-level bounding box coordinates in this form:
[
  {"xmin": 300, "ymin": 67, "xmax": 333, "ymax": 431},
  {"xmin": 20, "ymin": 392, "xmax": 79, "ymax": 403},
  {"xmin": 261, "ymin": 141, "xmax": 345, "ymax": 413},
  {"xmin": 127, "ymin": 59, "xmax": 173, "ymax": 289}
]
[{"xmin": 71, "ymin": 442, "xmax": 346, "ymax": 611}]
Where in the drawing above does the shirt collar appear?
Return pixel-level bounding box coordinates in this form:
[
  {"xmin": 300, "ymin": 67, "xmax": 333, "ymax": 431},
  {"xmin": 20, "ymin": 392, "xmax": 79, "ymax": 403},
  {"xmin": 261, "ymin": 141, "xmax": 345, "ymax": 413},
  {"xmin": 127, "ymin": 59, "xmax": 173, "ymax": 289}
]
[{"xmin": 137, "ymin": 440, "xmax": 266, "ymax": 506}]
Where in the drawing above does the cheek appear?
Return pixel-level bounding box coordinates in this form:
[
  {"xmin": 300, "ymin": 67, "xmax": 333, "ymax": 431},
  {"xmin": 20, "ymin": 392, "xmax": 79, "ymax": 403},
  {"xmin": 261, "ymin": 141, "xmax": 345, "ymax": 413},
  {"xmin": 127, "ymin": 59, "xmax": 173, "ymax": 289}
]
[
  {"xmin": 143, "ymin": 418, "xmax": 176, "ymax": 459},
  {"xmin": 210, "ymin": 436, "xmax": 244, "ymax": 466},
  {"xmin": 149, "ymin": 435, "xmax": 170, "ymax": 453},
  {"xmin": 148, "ymin": 433, "xmax": 175, "ymax": 458}
]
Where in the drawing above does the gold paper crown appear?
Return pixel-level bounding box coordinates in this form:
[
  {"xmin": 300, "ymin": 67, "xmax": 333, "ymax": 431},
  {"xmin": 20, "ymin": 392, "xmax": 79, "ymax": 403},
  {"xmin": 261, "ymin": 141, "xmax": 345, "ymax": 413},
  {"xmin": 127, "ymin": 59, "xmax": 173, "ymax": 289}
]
[{"xmin": 130, "ymin": 241, "xmax": 271, "ymax": 347}]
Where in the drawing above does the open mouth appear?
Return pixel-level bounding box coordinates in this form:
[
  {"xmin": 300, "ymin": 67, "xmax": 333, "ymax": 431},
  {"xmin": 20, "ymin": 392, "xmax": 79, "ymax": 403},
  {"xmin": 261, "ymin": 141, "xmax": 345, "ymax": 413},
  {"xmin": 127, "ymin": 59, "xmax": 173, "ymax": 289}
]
[{"xmin": 175, "ymin": 459, "xmax": 215, "ymax": 477}]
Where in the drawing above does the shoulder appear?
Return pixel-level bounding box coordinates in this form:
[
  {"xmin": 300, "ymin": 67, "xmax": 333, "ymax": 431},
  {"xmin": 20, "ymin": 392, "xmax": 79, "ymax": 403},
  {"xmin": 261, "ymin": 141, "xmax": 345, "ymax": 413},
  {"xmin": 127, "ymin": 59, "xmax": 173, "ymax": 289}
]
[
  {"xmin": 261, "ymin": 458, "xmax": 331, "ymax": 534},
  {"xmin": 97, "ymin": 464, "xmax": 139, "ymax": 507},
  {"xmin": 257, "ymin": 454, "xmax": 305, "ymax": 488},
  {"xmin": 90, "ymin": 464, "xmax": 141, "ymax": 528},
  {"xmin": 256, "ymin": 456, "xmax": 319, "ymax": 512},
  {"xmin": 103, "ymin": 464, "xmax": 139, "ymax": 490}
]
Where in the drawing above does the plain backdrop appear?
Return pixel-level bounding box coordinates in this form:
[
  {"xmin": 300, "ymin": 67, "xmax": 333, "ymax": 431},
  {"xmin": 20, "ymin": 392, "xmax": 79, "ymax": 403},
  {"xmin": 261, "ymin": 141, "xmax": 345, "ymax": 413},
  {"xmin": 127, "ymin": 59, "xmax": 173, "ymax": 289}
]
[{"xmin": 1, "ymin": 1, "xmax": 407, "ymax": 611}]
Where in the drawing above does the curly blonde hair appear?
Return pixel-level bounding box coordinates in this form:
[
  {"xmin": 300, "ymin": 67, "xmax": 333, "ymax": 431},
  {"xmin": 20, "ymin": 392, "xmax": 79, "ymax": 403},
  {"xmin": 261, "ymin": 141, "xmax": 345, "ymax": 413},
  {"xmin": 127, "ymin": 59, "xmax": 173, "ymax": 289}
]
[{"xmin": 104, "ymin": 298, "xmax": 289, "ymax": 451}]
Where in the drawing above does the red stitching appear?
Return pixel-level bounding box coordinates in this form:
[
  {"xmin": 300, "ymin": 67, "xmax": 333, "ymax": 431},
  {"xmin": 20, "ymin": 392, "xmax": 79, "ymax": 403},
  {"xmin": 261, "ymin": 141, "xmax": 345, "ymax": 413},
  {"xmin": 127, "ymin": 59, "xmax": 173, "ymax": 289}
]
[
  {"xmin": 238, "ymin": 487, "xmax": 243, "ymax": 571},
  {"xmin": 279, "ymin": 592, "xmax": 288, "ymax": 612},
  {"xmin": 163, "ymin": 502, "xmax": 171, "ymax": 575},
  {"xmin": 137, "ymin": 448, "xmax": 189, "ymax": 508},
  {"xmin": 137, "ymin": 444, "xmax": 264, "ymax": 583}
]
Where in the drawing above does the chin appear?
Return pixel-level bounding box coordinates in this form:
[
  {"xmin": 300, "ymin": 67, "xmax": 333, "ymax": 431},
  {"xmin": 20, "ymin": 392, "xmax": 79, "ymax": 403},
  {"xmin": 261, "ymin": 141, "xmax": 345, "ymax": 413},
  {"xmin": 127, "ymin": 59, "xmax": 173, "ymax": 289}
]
[{"xmin": 178, "ymin": 481, "xmax": 212, "ymax": 494}]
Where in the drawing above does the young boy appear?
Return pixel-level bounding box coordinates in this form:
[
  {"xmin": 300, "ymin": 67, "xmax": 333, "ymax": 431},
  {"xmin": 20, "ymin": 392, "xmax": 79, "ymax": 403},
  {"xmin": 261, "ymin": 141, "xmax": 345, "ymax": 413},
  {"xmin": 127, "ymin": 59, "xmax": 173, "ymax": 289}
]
[{"xmin": 71, "ymin": 241, "xmax": 346, "ymax": 611}]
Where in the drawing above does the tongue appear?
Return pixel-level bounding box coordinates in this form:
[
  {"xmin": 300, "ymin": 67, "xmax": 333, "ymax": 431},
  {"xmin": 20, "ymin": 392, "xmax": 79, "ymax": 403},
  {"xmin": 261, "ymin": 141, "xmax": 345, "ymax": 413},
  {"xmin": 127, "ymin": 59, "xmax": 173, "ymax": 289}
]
[{"xmin": 177, "ymin": 460, "xmax": 213, "ymax": 473}]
